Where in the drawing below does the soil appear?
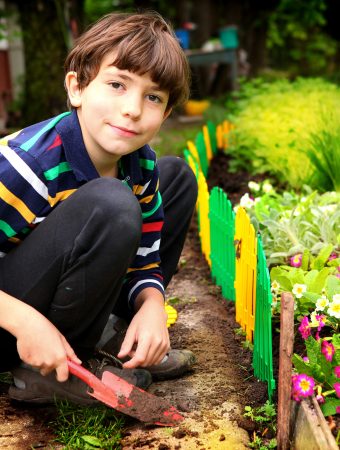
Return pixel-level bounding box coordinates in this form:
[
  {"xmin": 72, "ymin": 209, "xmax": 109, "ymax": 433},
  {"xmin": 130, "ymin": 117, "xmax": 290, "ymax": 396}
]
[{"xmin": 0, "ymin": 149, "xmax": 270, "ymax": 449}]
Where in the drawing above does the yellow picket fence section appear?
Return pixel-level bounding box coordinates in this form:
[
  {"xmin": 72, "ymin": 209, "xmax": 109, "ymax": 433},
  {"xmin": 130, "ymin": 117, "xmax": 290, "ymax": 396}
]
[
  {"xmin": 197, "ymin": 170, "xmax": 211, "ymax": 267},
  {"xmin": 234, "ymin": 207, "xmax": 257, "ymax": 342},
  {"xmin": 202, "ymin": 125, "xmax": 213, "ymax": 162}
]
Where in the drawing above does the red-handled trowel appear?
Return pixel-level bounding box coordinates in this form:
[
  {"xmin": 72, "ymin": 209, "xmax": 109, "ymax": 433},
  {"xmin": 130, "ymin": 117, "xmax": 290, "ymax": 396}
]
[{"xmin": 67, "ymin": 360, "xmax": 184, "ymax": 426}]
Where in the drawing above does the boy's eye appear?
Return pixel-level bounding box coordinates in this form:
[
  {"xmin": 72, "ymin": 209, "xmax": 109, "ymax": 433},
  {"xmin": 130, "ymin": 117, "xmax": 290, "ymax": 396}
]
[
  {"xmin": 147, "ymin": 94, "xmax": 162, "ymax": 103},
  {"xmin": 110, "ymin": 82, "xmax": 123, "ymax": 90}
]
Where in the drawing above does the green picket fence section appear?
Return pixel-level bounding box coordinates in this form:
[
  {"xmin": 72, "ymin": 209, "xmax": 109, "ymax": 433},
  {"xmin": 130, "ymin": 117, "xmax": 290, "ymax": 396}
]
[
  {"xmin": 184, "ymin": 121, "xmax": 275, "ymax": 400},
  {"xmin": 209, "ymin": 187, "xmax": 236, "ymax": 301},
  {"xmin": 195, "ymin": 131, "xmax": 209, "ymax": 177},
  {"xmin": 253, "ymin": 235, "xmax": 276, "ymax": 400}
]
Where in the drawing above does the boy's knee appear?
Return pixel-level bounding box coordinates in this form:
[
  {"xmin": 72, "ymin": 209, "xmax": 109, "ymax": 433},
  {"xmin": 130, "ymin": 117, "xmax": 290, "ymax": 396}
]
[
  {"xmin": 75, "ymin": 178, "xmax": 142, "ymax": 234},
  {"xmin": 160, "ymin": 156, "xmax": 198, "ymax": 201}
]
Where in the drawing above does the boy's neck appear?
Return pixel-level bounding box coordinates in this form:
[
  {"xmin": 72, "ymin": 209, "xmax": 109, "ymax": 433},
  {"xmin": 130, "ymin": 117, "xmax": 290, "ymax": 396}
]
[{"xmin": 97, "ymin": 161, "xmax": 118, "ymax": 178}]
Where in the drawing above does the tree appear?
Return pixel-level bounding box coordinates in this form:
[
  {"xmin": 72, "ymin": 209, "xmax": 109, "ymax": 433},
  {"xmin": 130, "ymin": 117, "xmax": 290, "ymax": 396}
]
[{"xmin": 6, "ymin": 0, "xmax": 85, "ymax": 126}]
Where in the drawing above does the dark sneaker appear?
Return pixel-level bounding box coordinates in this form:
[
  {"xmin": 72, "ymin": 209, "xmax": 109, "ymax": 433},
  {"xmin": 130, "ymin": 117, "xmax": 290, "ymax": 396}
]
[
  {"xmin": 8, "ymin": 357, "xmax": 152, "ymax": 406},
  {"xmin": 97, "ymin": 316, "xmax": 196, "ymax": 380},
  {"xmin": 146, "ymin": 349, "xmax": 196, "ymax": 380}
]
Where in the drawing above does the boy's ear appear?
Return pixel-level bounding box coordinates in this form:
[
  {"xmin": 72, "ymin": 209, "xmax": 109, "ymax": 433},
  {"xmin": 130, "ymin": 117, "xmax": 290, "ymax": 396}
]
[
  {"xmin": 163, "ymin": 107, "xmax": 172, "ymax": 122},
  {"xmin": 65, "ymin": 71, "xmax": 82, "ymax": 108}
]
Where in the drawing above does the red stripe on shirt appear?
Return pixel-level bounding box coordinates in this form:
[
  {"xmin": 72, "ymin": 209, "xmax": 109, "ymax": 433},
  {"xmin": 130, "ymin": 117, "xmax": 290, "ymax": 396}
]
[
  {"xmin": 47, "ymin": 134, "xmax": 62, "ymax": 150},
  {"xmin": 142, "ymin": 221, "xmax": 163, "ymax": 233}
]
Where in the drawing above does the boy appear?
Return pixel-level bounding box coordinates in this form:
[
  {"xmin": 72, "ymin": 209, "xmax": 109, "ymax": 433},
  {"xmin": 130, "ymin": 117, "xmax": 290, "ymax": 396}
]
[{"xmin": 0, "ymin": 11, "xmax": 197, "ymax": 405}]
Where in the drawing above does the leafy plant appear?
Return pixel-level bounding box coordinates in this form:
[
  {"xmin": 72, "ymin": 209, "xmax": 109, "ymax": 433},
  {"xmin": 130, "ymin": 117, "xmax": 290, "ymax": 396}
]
[
  {"xmin": 292, "ymin": 334, "xmax": 340, "ymax": 416},
  {"xmin": 225, "ymin": 78, "xmax": 340, "ymax": 191},
  {"xmin": 244, "ymin": 401, "xmax": 277, "ymax": 449},
  {"xmin": 243, "ymin": 185, "xmax": 340, "ymax": 267}
]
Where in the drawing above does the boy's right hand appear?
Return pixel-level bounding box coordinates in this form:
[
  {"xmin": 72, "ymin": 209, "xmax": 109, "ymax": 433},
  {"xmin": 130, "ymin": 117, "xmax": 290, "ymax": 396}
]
[
  {"xmin": 16, "ymin": 314, "xmax": 81, "ymax": 382},
  {"xmin": 0, "ymin": 290, "xmax": 81, "ymax": 382}
]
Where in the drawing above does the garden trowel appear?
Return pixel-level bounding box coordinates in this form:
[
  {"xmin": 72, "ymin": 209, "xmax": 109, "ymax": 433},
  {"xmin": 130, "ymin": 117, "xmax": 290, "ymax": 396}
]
[{"xmin": 67, "ymin": 360, "xmax": 184, "ymax": 426}]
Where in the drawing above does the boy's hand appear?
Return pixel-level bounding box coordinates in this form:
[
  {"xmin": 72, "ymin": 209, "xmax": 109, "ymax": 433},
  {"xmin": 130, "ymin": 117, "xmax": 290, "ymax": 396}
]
[
  {"xmin": 0, "ymin": 290, "xmax": 81, "ymax": 382},
  {"xmin": 117, "ymin": 289, "xmax": 170, "ymax": 369},
  {"xmin": 16, "ymin": 314, "xmax": 81, "ymax": 382}
]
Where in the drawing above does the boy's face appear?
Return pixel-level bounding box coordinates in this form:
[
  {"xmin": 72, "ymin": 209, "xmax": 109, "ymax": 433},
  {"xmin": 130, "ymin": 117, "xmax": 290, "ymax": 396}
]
[{"xmin": 66, "ymin": 52, "xmax": 171, "ymax": 175}]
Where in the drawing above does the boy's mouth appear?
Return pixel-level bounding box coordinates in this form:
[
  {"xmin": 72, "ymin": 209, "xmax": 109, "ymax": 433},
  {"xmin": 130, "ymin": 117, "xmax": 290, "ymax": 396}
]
[{"xmin": 110, "ymin": 124, "xmax": 139, "ymax": 137}]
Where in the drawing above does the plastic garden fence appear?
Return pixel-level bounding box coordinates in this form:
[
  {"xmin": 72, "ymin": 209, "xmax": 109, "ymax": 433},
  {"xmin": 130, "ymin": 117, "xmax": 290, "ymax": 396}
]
[
  {"xmin": 253, "ymin": 235, "xmax": 276, "ymax": 400},
  {"xmin": 209, "ymin": 187, "xmax": 235, "ymax": 301},
  {"xmin": 183, "ymin": 119, "xmax": 274, "ymax": 397}
]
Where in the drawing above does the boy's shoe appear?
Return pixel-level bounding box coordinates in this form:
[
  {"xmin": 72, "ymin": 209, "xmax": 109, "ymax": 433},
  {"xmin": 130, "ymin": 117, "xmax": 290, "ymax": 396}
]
[
  {"xmin": 97, "ymin": 315, "xmax": 197, "ymax": 380},
  {"xmin": 145, "ymin": 349, "xmax": 196, "ymax": 381},
  {"xmin": 8, "ymin": 356, "xmax": 152, "ymax": 406}
]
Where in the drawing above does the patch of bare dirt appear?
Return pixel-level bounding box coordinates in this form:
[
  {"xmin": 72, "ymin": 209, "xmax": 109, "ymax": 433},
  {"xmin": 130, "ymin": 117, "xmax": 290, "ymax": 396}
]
[{"xmin": 120, "ymin": 221, "xmax": 268, "ymax": 449}]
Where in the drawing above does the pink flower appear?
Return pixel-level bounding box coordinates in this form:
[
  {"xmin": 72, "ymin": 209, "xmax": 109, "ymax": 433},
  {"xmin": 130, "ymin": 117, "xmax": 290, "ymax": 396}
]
[
  {"xmin": 292, "ymin": 374, "xmax": 315, "ymax": 398},
  {"xmin": 290, "ymin": 253, "xmax": 302, "ymax": 268},
  {"xmin": 321, "ymin": 340, "xmax": 335, "ymax": 362},
  {"xmin": 334, "ymin": 366, "xmax": 340, "ymax": 378},
  {"xmin": 316, "ymin": 394, "xmax": 325, "ymax": 404},
  {"xmin": 303, "ymin": 356, "xmax": 309, "ymax": 362},
  {"xmin": 334, "ymin": 383, "xmax": 340, "ymax": 398},
  {"xmin": 328, "ymin": 252, "xmax": 338, "ymax": 261},
  {"xmin": 298, "ymin": 316, "xmax": 311, "ymax": 340},
  {"xmin": 315, "ymin": 314, "xmax": 326, "ymax": 340},
  {"xmin": 337, "ymin": 406, "xmax": 340, "ymax": 414}
]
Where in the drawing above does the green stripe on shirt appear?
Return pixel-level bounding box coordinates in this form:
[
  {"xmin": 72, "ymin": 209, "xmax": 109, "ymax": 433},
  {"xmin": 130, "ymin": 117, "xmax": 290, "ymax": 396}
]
[
  {"xmin": 139, "ymin": 158, "xmax": 155, "ymax": 170},
  {"xmin": 44, "ymin": 162, "xmax": 72, "ymax": 180},
  {"xmin": 0, "ymin": 220, "xmax": 16, "ymax": 237},
  {"xmin": 142, "ymin": 191, "xmax": 162, "ymax": 219},
  {"xmin": 20, "ymin": 112, "xmax": 71, "ymax": 152}
]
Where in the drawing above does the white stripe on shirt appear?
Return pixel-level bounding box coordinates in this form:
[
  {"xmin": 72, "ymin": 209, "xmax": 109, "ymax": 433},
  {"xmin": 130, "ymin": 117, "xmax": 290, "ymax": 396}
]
[
  {"xmin": 128, "ymin": 278, "xmax": 164, "ymax": 302},
  {"xmin": 0, "ymin": 145, "xmax": 48, "ymax": 200},
  {"xmin": 136, "ymin": 239, "xmax": 161, "ymax": 257}
]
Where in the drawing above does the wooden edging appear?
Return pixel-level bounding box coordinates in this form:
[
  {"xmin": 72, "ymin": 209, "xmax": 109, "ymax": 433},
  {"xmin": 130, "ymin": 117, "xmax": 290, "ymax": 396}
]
[
  {"xmin": 276, "ymin": 292, "xmax": 338, "ymax": 449},
  {"xmin": 290, "ymin": 397, "xmax": 338, "ymax": 450}
]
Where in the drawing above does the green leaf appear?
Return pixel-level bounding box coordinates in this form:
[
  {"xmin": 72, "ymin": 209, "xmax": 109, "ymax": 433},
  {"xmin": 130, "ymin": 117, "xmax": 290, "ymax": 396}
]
[
  {"xmin": 332, "ymin": 335, "xmax": 340, "ymax": 350},
  {"xmin": 320, "ymin": 397, "xmax": 340, "ymax": 416},
  {"xmin": 326, "ymin": 275, "xmax": 340, "ymax": 298},
  {"xmin": 292, "ymin": 354, "xmax": 314, "ymax": 377},
  {"xmin": 311, "ymin": 244, "xmax": 333, "ymax": 270},
  {"xmin": 306, "ymin": 336, "xmax": 321, "ymax": 366},
  {"xmin": 309, "ymin": 267, "xmax": 333, "ymax": 293},
  {"xmin": 81, "ymin": 436, "xmax": 103, "ymax": 447}
]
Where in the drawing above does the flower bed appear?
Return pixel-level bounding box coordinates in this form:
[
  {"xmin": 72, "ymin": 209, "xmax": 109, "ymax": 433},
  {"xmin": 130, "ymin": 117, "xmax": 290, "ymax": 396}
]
[{"xmin": 184, "ymin": 76, "xmax": 340, "ymax": 445}]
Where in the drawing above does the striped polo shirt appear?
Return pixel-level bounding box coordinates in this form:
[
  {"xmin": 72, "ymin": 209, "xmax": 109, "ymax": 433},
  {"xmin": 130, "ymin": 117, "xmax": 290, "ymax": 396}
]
[{"xmin": 0, "ymin": 110, "xmax": 164, "ymax": 308}]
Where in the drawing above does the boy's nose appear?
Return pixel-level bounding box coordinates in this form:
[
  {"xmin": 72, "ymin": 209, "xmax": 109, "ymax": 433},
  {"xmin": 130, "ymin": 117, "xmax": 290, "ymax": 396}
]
[{"xmin": 121, "ymin": 95, "xmax": 142, "ymax": 120}]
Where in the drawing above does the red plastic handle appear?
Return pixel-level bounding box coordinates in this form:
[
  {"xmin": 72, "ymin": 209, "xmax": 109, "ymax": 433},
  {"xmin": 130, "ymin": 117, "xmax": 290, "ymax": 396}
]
[{"xmin": 67, "ymin": 359, "xmax": 102, "ymax": 390}]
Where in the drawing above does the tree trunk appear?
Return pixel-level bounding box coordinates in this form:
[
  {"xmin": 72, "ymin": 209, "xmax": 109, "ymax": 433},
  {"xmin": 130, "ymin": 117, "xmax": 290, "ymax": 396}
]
[{"xmin": 12, "ymin": 0, "xmax": 68, "ymax": 126}]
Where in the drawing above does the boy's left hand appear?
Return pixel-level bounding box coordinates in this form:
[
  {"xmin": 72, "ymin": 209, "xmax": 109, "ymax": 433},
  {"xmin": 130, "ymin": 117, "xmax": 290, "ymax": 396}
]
[{"xmin": 117, "ymin": 289, "xmax": 170, "ymax": 369}]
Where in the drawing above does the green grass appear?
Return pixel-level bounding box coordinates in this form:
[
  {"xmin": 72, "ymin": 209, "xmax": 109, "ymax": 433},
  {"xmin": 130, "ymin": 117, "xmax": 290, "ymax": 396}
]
[
  {"xmin": 151, "ymin": 118, "xmax": 203, "ymax": 157},
  {"xmin": 51, "ymin": 400, "xmax": 124, "ymax": 449}
]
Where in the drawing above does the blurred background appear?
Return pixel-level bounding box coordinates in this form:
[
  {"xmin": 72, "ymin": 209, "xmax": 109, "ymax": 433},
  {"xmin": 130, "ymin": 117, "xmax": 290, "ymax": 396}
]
[{"xmin": 1, "ymin": 0, "xmax": 340, "ymax": 132}]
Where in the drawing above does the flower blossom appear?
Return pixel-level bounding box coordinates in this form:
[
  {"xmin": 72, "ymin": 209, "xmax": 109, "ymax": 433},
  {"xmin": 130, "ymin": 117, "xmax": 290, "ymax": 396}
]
[
  {"xmin": 292, "ymin": 283, "xmax": 307, "ymax": 299},
  {"xmin": 334, "ymin": 383, "xmax": 340, "ymax": 398},
  {"xmin": 248, "ymin": 181, "xmax": 260, "ymax": 192},
  {"xmin": 298, "ymin": 316, "xmax": 311, "ymax": 340},
  {"xmin": 292, "ymin": 374, "xmax": 315, "ymax": 399},
  {"xmin": 262, "ymin": 182, "xmax": 273, "ymax": 193},
  {"xmin": 290, "ymin": 254, "xmax": 302, "ymax": 268},
  {"xmin": 321, "ymin": 340, "xmax": 335, "ymax": 362},
  {"xmin": 271, "ymin": 280, "xmax": 280, "ymax": 292},
  {"xmin": 239, "ymin": 193, "xmax": 255, "ymax": 209},
  {"xmin": 334, "ymin": 366, "xmax": 340, "ymax": 378},
  {"xmin": 315, "ymin": 295, "xmax": 329, "ymax": 312},
  {"xmin": 310, "ymin": 312, "xmax": 326, "ymax": 339},
  {"xmin": 328, "ymin": 295, "xmax": 340, "ymax": 319},
  {"xmin": 328, "ymin": 252, "xmax": 338, "ymax": 261}
]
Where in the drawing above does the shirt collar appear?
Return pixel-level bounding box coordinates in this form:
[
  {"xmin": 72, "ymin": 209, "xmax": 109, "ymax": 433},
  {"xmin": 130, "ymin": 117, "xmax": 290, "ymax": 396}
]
[
  {"xmin": 55, "ymin": 110, "xmax": 99, "ymax": 181},
  {"xmin": 56, "ymin": 109, "xmax": 146, "ymax": 186}
]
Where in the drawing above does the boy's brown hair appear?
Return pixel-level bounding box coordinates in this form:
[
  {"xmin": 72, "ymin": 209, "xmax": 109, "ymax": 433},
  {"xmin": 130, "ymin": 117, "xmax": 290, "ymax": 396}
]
[{"xmin": 65, "ymin": 11, "xmax": 190, "ymax": 110}]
